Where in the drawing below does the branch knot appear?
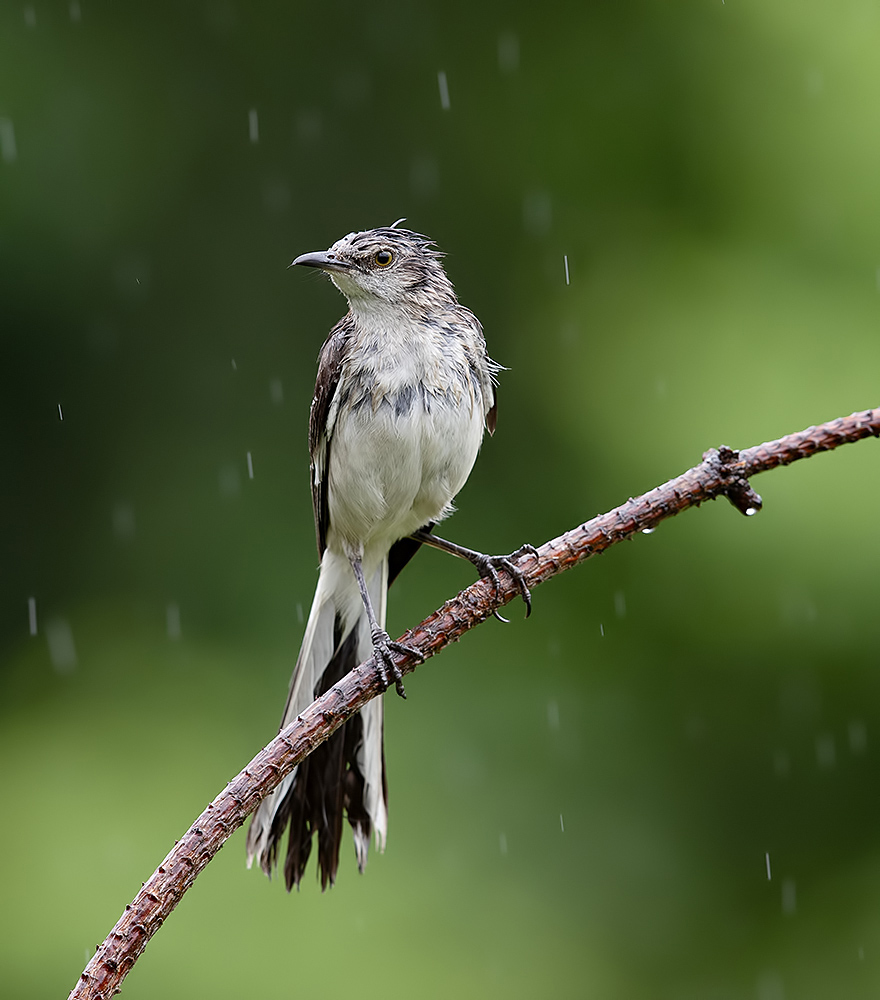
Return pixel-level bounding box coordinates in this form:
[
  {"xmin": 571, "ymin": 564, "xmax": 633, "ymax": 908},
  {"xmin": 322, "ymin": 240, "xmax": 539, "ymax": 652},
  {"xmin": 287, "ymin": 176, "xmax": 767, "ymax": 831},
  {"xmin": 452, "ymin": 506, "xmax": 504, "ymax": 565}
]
[{"xmin": 705, "ymin": 445, "xmax": 763, "ymax": 516}]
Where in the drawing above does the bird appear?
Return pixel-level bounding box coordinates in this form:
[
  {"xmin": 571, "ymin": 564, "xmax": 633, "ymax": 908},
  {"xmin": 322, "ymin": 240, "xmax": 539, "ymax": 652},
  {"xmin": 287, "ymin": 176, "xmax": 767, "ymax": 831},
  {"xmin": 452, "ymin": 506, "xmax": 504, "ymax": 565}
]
[{"xmin": 246, "ymin": 222, "xmax": 534, "ymax": 890}]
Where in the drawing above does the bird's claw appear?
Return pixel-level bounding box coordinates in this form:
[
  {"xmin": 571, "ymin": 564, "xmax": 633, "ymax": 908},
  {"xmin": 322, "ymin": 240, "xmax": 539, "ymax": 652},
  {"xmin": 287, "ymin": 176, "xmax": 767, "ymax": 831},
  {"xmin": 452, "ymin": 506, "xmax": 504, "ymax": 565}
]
[
  {"xmin": 475, "ymin": 543, "xmax": 538, "ymax": 618},
  {"xmin": 371, "ymin": 628, "xmax": 424, "ymax": 699}
]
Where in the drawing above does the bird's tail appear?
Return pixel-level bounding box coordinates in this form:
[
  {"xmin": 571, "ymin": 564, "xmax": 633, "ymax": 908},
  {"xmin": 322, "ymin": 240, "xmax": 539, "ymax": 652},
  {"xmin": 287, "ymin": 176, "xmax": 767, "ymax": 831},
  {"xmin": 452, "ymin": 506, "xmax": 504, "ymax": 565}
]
[{"xmin": 245, "ymin": 549, "xmax": 388, "ymax": 890}]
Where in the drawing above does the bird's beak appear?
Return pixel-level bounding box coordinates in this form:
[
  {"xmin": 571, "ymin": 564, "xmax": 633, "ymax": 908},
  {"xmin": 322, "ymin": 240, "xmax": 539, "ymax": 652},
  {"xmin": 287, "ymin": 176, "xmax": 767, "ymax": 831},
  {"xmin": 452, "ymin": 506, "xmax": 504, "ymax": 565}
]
[{"xmin": 290, "ymin": 250, "xmax": 349, "ymax": 272}]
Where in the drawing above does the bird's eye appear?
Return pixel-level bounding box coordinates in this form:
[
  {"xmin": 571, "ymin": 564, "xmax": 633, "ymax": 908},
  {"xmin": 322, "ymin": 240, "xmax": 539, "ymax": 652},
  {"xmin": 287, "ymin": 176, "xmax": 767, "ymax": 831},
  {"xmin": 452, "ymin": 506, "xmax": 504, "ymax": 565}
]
[{"xmin": 375, "ymin": 250, "xmax": 393, "ymax": 267}]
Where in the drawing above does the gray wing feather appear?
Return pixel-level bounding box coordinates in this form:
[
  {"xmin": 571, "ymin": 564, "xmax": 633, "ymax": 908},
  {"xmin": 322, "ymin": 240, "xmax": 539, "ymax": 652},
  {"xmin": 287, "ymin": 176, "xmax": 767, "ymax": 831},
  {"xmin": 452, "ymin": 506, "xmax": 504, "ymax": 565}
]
[{"xmin": 309, "ymin": 315, "xmax": 353, "ymax": 556}]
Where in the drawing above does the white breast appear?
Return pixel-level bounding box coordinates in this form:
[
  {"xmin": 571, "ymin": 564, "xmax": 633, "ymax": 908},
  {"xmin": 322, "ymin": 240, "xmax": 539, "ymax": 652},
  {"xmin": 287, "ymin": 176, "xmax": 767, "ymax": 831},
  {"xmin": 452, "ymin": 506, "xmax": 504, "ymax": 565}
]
[{"xmin": 326, "ymin": 384, "xmax": 485, "ymax": 563}]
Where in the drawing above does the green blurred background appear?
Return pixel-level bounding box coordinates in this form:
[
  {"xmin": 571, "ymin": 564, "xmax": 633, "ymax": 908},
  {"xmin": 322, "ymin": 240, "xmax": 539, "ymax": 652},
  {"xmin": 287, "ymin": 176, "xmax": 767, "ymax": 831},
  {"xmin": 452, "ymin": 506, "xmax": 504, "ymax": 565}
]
[{"xmin": 2, "ymin": 1, "xmax": 880, "ymax": 997}]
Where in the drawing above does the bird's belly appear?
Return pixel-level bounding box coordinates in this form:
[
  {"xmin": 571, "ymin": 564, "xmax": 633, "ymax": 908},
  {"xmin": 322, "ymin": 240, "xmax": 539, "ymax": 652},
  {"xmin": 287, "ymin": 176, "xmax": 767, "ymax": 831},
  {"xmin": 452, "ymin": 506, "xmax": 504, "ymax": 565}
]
[{"xmin": 326, "ymin": 392, "xmax": 483, "ymax": 556}]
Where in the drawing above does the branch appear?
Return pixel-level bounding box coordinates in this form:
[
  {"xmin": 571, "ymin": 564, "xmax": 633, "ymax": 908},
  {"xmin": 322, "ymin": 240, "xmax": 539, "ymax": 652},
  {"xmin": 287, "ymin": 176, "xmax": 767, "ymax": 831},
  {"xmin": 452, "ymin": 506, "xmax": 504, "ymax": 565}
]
[{"xmin": 69, "ymin": 407, "xmax": 879, "ymax": 999}]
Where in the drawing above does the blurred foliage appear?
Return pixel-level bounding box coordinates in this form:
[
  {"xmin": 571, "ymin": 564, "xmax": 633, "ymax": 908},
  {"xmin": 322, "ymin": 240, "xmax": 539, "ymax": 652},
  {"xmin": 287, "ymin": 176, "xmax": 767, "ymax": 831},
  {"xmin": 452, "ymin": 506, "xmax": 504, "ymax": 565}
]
[{"xmin": 2, "ymin": 1, "xmax": 880, "ymax": 997}]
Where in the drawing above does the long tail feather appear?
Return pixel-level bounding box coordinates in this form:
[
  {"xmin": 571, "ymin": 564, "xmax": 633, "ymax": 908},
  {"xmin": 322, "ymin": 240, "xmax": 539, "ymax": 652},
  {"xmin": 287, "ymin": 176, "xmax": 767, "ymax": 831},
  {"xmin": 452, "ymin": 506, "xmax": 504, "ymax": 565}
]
[{"xmin": 246, "ymin": 550, "xmax": 388, "ymax": 889}]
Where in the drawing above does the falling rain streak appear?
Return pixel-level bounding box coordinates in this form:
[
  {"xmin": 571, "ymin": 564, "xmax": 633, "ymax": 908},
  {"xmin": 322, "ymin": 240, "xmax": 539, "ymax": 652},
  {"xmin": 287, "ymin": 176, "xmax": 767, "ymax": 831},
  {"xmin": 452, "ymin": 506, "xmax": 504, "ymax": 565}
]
[
  {"xmin": 58, "ymin": 403, "xmax": 63, "ymax": 421},
  {"xmin": 0, "ymin": 118, "xmax": 17, "ymax": 163},
  {"xmin": 167, "ymin": 603, "xmax": 181, "ymax": 640},
  {"xmin": 497, "ymin": 32, "xmax": 520, "ymax": 73},
  {"xmin": 46, "ymin": 618, "xmax": 77, "ymax": 672},
  {"xmin": 437, "ymin": 71, "xmax": 450, "ymax": 110},
  {"xmin": 247, "ymin": 452, "xmax": 254, "ymax": 479},
  {"xmin": 249, "ymin": 109, "xmax": 259, "ymax": 143},
  {"xmin": 28, "ymin": 597, "xmax": 37, "ymax": 636},
  {"xmin": 563, "ymin": 255, "xmax": 570, "ymax": 285}
]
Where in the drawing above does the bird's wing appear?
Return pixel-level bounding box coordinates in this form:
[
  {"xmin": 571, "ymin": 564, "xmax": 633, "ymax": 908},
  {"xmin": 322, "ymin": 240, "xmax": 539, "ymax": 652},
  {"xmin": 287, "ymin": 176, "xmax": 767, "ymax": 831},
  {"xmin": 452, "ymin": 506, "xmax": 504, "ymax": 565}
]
[{"xmin": 309, "ymin": 315, "xmax": 353, "ymax": 557}]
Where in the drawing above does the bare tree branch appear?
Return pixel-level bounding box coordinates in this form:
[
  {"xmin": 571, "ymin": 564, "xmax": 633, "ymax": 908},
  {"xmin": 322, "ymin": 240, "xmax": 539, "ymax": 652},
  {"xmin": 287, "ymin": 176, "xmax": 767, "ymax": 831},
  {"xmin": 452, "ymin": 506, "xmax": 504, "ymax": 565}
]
[{"xmin": 68, "ymin": 407, "xmax": 879, "ymax": 999}]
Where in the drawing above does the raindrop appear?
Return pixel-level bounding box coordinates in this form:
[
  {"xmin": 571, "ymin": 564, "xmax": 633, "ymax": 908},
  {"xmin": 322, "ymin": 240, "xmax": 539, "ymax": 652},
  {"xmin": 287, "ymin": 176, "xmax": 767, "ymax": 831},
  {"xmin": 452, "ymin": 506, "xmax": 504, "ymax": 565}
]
[
  {"xmin": 563, "ymin": 255, "xmax": 570, "ymax": 285},
  {"xmin": 295, "ymin": 109, "xmax": 322, "ymax": 146},
  {"xmin": 685, "ymin": 715, "xmax": 706, "ymax": 742},
  {"xmin": 599, "ymin": 623, "xmax": 604, "ymax": 637},
  {"xmin": 497, "ymin": 32, "xmax": 520, "ymax": 73},
  {"xmin": 231, "ymin": 358, "xmax": 237, "ymax": 371},
  {"xmin": 546, "ymin": 698, "xmax": 560, "ymax": 731},
  {"xmin": 46, "ymin": 618, "xmax": 77, "ymax": 673},
  {"xmin": 0, "ymin": 118, "xmax": 17, "ymax": 163},
  {"xmin": 248, "ymin": 108, "xmax": 259, "ymax": 143},
  {"xmin": 167, "ymin": 603, "xmax": 181, "ymax": 640},
  {"xmin": 815, "ymin": 733, "xmax": 836, "ymax": 770},
  {"xmin": 781, "ymin": 878, "xmax": 796, "ymax": 915},
  {"xmin": 523, "ymin": 191, "xmax": 552, "ymax": 236},
  {"xmin": 28, "ymin": 597, "xmax": 37, "ymax": 636},
  {"xmin": 112, "ymin": 503, "xmax": 135, "ymax": 539},
  {"xmin": 270, "ymin": 378, "xmax": 284, "ymax": 405},
  {"xmin": 437, "ymin": 70, "xmax": 450, "ymax": 111},
  {"xmin": 641, "ymin": 526, "xmax": 655, "ymax": 535},
  {"xmin": 779, "ymin": 590, "xmax": 817, "ymax": 628},
  {"xmin": 772, "ymin": 750, "xmax": 791, "ymax": 777},
  {"xmin": 70, "ymin": 1, "xmax": 81, "ymax": 21},
  {"xmin": 24, "ymin": 5, "xmax": 35, "ymax": 28},
  {"xmin": 745, "ymin": 507, "xmax": 758, "ymax": 516},
  {"xmin": 848, "ymin": 720, "xmax": 867, "ymax": 754},
  {"xmin": 336, "ymin": 70, "xmax": 371, "ymax": 108},
  {"xmin": 263, "ymin": 177, "xmax": 290, "ymax": 214},
  {"xmin": 499, "ymin": 832, "xmax": 508, "ymax": 856},
  {"xmin": 247, "ymin": 451, "xmax": 254, "ymax": 480},
  {"xmin": 57, "ymin": 403, "xmax": 63, "ymax": 421},
  {"xmin": 614, "ymin": 590, "xmax": 626, "ymax": 618},
  {"xmin": 410, "ymin": 154, "xmax": 440, "ymax": 198},
  {"xmin": 114, "ymin": 254, "xmax": 151, "ymax": 299},
  {"xmin": 765, "ymin": 852, "xmax": 772, "ymax": 880},
  {"xmin": 756, "ymin": 971, "xmax": 785, "ymax": 1000},
  {"xmin": 219, "ymin": 463, "xmax": 241, "ymax": 498},
  {"xmin": 559, "ymin": 814, "xmax": 565, "ymax": 833},
  {"xmin": 296, "ymin": 602, "xmax": 304, "ymax": 624}
]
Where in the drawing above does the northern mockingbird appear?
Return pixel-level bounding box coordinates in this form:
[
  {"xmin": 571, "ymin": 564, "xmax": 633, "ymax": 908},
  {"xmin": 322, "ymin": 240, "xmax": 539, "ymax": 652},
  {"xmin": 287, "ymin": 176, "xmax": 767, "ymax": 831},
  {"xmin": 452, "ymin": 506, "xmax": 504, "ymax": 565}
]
[{"xmin": 246, "ymin": 222, "xmax": 533, "ymax": 890}]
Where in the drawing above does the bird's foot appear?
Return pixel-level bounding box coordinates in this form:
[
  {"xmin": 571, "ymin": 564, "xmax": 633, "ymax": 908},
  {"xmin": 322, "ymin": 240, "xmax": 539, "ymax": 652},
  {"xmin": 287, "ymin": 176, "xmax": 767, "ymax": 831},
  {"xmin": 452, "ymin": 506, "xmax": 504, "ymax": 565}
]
[
  {"xmin": 371, "ymin": 628, "xmax": 424, "ymax": 699},
  {"xmin": 469, "ymin": 544, "xmax": 539, "ymax": 620}
]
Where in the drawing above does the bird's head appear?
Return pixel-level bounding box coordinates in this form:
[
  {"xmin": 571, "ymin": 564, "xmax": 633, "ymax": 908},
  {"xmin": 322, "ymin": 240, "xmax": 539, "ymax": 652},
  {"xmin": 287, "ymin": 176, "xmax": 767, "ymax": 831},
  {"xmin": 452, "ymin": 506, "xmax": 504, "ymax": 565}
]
[{"xmin": 291, "ymin": 223, "xmax": 455, "ymax": 311}]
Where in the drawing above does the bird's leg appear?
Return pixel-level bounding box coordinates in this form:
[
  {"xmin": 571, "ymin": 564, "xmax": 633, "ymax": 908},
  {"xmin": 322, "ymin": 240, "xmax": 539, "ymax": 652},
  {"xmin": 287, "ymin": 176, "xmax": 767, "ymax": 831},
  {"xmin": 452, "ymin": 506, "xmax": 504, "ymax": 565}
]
[
  {"xmin": 411, "ymin": 529, "xmax": 538, "ymax": 619},
  {"xmin": 349, "ymin": 554, "xmax": 424, "ymax": 699}
]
